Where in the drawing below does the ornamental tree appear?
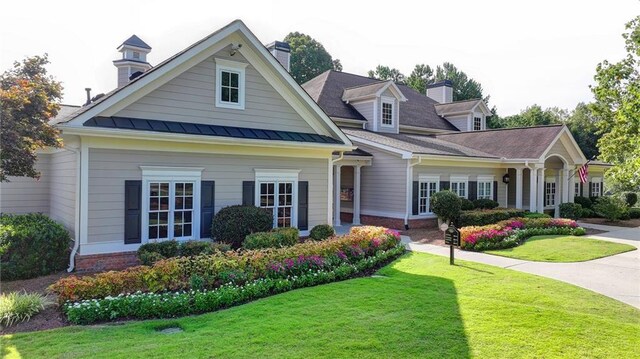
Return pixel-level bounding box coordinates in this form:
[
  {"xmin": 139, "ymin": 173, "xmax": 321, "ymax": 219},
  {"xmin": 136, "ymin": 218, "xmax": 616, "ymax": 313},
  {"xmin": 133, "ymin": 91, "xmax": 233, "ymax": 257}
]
[
  {"xmin": 284, "ymin": 32, "xmax": 342, "ymax": 84},
  {"xmin": 1, "ymin": 55, "xmax": 62, "ymax": 182}
]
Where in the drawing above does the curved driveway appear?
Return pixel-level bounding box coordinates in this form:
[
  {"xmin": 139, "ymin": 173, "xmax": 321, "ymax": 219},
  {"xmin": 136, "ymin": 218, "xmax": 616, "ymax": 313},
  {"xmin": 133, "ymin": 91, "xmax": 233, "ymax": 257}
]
[{"xmin": 403, "ymin": 223, "xmax": 640, "ymax": 309}]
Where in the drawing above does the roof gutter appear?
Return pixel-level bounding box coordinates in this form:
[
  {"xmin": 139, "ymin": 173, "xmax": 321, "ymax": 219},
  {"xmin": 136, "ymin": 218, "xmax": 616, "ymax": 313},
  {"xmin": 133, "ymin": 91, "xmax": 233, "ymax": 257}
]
[{"xmin": 404, "ymin": 156, "xmax": 423, "ymax": 229}]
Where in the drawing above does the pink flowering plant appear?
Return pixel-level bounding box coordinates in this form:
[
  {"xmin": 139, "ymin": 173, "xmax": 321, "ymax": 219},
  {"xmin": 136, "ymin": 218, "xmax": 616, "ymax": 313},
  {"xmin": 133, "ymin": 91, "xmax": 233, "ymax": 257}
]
[{"xmin": 460, "ymin": 217, "xmax": 585, "ymax": 251}]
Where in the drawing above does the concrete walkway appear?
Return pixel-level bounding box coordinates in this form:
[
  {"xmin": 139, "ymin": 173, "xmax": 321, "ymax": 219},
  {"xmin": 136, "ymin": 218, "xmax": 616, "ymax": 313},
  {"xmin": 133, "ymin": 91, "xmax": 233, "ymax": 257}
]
[{"xmin": 401, "ymin": 224, "xmax": 640, "ymax": 309}]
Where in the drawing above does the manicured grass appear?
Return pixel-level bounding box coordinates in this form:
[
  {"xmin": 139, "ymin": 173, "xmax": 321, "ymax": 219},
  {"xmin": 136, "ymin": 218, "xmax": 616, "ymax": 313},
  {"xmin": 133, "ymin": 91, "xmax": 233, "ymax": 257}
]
[
  {"xmin": 2, "ymin": 252, "xmax": 639, "ymax": 358},
  {"xmin": 485, "ymin": 235, "xmax": 636, "ymax": 262}
]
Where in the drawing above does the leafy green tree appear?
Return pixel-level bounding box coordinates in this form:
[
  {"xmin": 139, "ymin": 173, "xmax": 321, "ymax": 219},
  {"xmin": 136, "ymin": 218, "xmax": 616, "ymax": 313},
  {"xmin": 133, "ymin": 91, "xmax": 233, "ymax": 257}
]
[
  {"xmin": 434, "ymin": 62, "xmax": 485, "ymax": 102},
  {"xmin": 495, "ymin": 105, "xmax": 564, "ymax": 128},
  {"xmin": 367, "ymin": 65, "xmax": 405, "ymax": 83},
  {"xmin": 590, "ymin": 16, "xmax": 640, "ymax": 191},
  {"xmin": 405, "ymin": 64, "xmax": 434, "ymax": 94},
  {"xmin": 0, "ymin": 55, "xmax": 62, "ymax": 182},
  {"xmin": 565, "ymin": 103, "xmax": 600, "ymax": 159},
  {"xmin": 284, "ymin": 32, "xmax": 342, "ymax": 84}
]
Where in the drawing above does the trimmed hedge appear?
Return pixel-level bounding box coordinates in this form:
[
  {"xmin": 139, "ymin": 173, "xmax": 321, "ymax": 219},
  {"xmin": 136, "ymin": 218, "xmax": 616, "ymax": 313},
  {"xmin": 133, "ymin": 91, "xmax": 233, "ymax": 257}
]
[
  {"xmin": 523, "ymin": 212, "xmax": 552, "ymax": 219},
  {"xmin": 243, "ymin": 228, "xmax": 299, "ymax": 250},
  {"xmin": 430, "ymin": 191, "xmax": 462, "ymax": 224},
  {"xmin": 137, "ymin": 240, "xmax": 231, "ymax": 266},
  {"xmin": 574, "ymin": 196, "xmax": 593, "ymax": 210},
  {"xmin": 457, "ymin": 208, "xmax": 526, "ymax": 227},
  {"xmin": 629, "ymin": 208, "xmax": 640, "ymax": 219},
  {"xmin": 63, "ymin": 244, "xmax": 405, "ymax": 325},
  {"xmin": 473, "ymin": 199, "xmax": 499, "ymax": 210},
  {"xmin": 0, "ymin": 214, "xmax": 71, "ymax": 281},
  {"xmin": 309, "ymin": 224, "xmax": 335, "ymax": 240},
  {"xmin": 559, "ymin": 203, "xmax": 582, "ymax": 220},
  {"xmin": 50, "ymin": 226, "xmax": 401, "ymax": 303},
  {"xmin": 211, "ymin": 205, "xmax": 273, "ymax": 248},
  {"xmin": 460, "ymin": 217, "xmax": 585, "ymax": 251},
  {"xmin": 460, "ymin": 198, "xmax": 475, "ymax": 211}
]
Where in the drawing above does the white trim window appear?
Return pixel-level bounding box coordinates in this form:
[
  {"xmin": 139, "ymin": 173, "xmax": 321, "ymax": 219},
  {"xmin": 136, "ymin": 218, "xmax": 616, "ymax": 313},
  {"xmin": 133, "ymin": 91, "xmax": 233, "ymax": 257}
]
[
  {"xmin": 450, "ymin": 177, "xmax": 468, "ymax": 198},
  {"xmin": 215, "ymin": 58, "xmax": 248, "ymax": 110},
  {"xmin": 418, "ymin": 176, "xmax": 439, "ymax": 214},
  {"xmin": 477, "ymin": 176, "xmax": 494, "ymax": 200},
  {"xmin": 591, "ymin": 178, "xmax": 602, "ymax": 197},
  {"xmin": 255, "ymin": 169, "xmax": 299, "ymax": 228},
  {"xmin": 574, "ymin": 182, "xmax": 580, "ymax": 197},
  {"xmin": 141, "ymin": 166, "xmax": 203, "ymax": 242},
  {"xmin": 545, "ymin": 180, "xmax": 557, "ymax": 206},
  {"xmin": 381, "ymin": 98, "xmax": 394, "ymax": 127},
  {"xmin": 473, "ymin": 116, "xmax": 482, "ymax": 131}
]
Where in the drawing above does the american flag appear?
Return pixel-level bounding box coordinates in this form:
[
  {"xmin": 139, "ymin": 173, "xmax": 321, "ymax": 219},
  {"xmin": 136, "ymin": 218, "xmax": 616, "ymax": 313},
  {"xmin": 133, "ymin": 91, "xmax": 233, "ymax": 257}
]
[{"xmin": 578, "ymin": 163, "xmax": 589, "ymax": 183}]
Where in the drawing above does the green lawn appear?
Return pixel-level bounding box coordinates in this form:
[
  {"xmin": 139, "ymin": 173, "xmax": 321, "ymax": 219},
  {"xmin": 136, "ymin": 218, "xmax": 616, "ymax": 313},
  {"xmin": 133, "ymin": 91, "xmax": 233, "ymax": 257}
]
[
  {"xmin": 485, "ymin": 235, "xmax": 636, "ymax": 262},
  {"xmin": 2, "ymin": 252, "xmax": 639, "ymax": 359}
]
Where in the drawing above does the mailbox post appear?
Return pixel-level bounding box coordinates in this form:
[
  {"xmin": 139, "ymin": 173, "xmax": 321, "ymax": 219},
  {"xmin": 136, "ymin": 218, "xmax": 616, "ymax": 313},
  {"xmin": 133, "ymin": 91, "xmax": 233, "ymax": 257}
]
[{"xmin": 444, "ymin": 225, "xmax": 461, "ymax": 265}]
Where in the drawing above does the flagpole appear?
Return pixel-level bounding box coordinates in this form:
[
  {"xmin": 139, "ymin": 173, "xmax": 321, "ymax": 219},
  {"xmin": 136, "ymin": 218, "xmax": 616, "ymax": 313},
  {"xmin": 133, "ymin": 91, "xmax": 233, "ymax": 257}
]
[{"xmin": 567, "ymin": 155, "xmax": 596, "ymax": 181}]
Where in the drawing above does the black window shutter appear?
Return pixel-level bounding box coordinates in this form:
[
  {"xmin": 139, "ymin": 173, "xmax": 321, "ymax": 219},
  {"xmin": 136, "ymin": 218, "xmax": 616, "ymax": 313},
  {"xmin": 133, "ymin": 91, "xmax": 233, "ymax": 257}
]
[
  {"xmin": 412, "ymin": 181, "xmax": 419, "ymax": 215},
  {"xmin": 440, "ymin": 181, "xmax": 450, "ymax": 191},
  {"xmin": 600, "ymin": 182, "xmax": 603, "ymax": 196},
  {"xmin": 493, "ymin": 181, "xmax": 498, "ymax": 202},
  {"xmin": 588, "ymin": 182, "xmax": 593, "ymax": 197},
  {"xmin": 298, "ymin": 181, "xmax": 309, "ymax": 230},
  {"xmin": 580, "ymin": 182, "xmax": 583, "ymax": 197},
  {"xmin": 124, "ymin": 180, "xmax": 142, "ymax": 244},
  {"xmin": 468, "ymin": 181, "xmax": 477, "ymax": 200},
  {"xmin": 242, "ymin": 181, "xmax": 255, "ymax": 206},
  {"xmin": 200, "ymin": 181, "xmax": 215, "ymax": 239}
]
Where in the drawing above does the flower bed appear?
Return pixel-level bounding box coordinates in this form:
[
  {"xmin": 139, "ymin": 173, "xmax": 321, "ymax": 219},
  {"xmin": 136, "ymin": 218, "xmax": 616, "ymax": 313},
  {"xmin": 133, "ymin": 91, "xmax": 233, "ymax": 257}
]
[
  {"xmin": 50, "ymin": 227, "xmax": 401, "ymax": 304},
  {"xmin": 460, "ymin": 217, "xmax": 585, "ymax": 251},
  {"xmin": 64, "ymin": 244, "xmax": 405, "ymax": 324}
]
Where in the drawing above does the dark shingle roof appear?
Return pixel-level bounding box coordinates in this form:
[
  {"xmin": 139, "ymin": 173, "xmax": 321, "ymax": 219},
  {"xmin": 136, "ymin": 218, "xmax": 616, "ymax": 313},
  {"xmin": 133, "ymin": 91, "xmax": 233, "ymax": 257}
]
[
  {"xmin": 120, "ymin": 35, "xmax": 151, "ymax": 50},
  {"xmin": 84, "ymin": 116, "xmax": 343, "ymax": 144},
  {"xmin": 434, "ymin": 99, "xmax": 482, "ymax": 115},
  {"xmin": 343, "ymin": 125, "xmax": 566, "ymax": 159},
  {"xmin": 435, "ymin": 125, "xmax": 564, "ymax": 159},
  {"xmin": 302, "ymin": 70, "xmax": 459, "ymax": 131}
]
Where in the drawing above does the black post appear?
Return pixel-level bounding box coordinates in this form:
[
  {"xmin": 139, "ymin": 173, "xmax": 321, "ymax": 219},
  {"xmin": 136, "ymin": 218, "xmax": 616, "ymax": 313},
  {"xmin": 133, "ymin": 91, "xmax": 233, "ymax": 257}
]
[{"xmin": 450, "ymin": 244, "xmax": 454, "ymax": 265}]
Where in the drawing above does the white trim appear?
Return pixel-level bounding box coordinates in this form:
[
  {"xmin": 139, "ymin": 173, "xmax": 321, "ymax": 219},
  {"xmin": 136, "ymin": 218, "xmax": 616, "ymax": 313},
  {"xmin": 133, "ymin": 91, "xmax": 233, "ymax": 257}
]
[
  {"xmin": 254, "ymin": 169, "xmax": 300, "ymax": 228},
  {"xmin": 80, "ymin": 142, "xmax": 89, "ymax": 247},
  {"xmin": 477, "ymin": 175, "xmax": 495, "ymax": 182},
  {"xmin": 539, "ymin": 126, "xmax": 588, "ymax": 164},
  {"xmin": 417, "ymin": 177, "xmax": 440, "ymax": 215},
  {"xmin": 380, "ymin": 96, "xmax": 395, "ymax": 128},
  {"xmin": 360, "ymin": 209, "xmax": 406, "ymax": 219},
  {"xmin": 140, "ymin": 168, "xmax": 203, "ymax": 243},
  {"xmin": 80, "ymin": 241, "xmax": 144, "ymax": 255},
  {"xmin": 214, "ymin": 58, "xmax": 247, "ymax": 110},
  {"xmin": 419, "ymin": 174, "xmax": 441, "ymax": 182},
  {"xmin": 348, "ymin": 135, "xmax": 413, "ymax": 159},
  {"xmin": 450, "ymin": 178, "xmax": 469, "ymax": 199}
]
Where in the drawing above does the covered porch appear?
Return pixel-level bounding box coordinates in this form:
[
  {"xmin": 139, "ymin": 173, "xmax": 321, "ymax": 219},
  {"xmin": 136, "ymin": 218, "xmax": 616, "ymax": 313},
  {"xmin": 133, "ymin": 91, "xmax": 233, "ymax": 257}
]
[{"xmin": 332, "ymin": 149, "xmax": 373, "ymax": 226}]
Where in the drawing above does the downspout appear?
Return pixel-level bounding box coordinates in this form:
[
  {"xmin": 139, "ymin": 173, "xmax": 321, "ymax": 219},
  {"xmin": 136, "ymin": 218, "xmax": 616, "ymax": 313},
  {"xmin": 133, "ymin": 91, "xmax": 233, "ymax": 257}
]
[
  {"xmin": 404, "ymin": 156, "xmax": 422, "ymax": 230},
  {"xmin": 65, "ymin": 145, "xmax": 81, "ymax": 272}
]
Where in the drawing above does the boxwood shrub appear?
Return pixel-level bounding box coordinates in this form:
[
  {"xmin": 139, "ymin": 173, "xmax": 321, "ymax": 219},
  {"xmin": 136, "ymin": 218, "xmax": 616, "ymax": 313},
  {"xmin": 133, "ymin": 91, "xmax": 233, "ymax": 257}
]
[
  {"xmin": 574, "ymin": 196, "xmax": 592, "ymax": 210},
  {"xmin": 243, "ymin": 228, "xmax": 300, "ymax": 250},
  {"xmin": 309, "ymin": 224, "xmax": 335, "ymax": 240},
  {"xmin": 457, "ymin": 208, "xmax": 526, "ymax": 227},
  {"xmin": 430, "ymin": 191, "xmax": 462, "ymax": 224},
  {"xmin": 211, "ymin": 205, "xmax": 273, "ymax": 248},
  {"xmin": 559, "ymin": 203, "xmax": 583, "ymax": 220},
  {"xmin": 0, "ymin": 213, "xmax": 71, "ymax": 281},
  {"xmin": 629, "ymin": 208, "xmax": 640, "ymax": 219},
  {"xmin": 137, "ymin": 240, "xmax": 231, "ymax": 266},
  {"xmin": 622, "ymin": 192, "xmax": 638, "ymax": 207},
  {"xmin": 473, "ymin": 199, "xmax": 499, "ymax": 210}
]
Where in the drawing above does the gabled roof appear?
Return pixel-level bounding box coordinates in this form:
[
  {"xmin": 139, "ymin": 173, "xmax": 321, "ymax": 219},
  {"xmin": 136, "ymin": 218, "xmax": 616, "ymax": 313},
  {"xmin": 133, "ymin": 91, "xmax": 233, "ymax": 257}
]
[
  {"xmin": 434, "ymin": 99, "xmax": 490, "ymax": 116},
  {"xmin": 302, "ymin": 70, "xmax": 458, "ymax": 131},
  {"xmin": 435, "ymin": 125, "xmax": 565, "ymax": 159},
  {"xmin": 58, "ymin": 20, "xmax": 352, "ymax": 147},
  {"xmin": 119, "ymin": 35, "xmax": 151, "ymax": 50},
  {"xmin": 341, "ymin": 81, "xmax": 407, "ymax": 103}
]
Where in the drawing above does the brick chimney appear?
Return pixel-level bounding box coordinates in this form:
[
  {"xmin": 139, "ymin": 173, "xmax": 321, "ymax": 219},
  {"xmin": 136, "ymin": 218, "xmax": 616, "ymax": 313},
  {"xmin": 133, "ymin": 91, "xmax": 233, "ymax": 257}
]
[
  {"xmin": 426, "ymin": 80, "xmax": 453, "ymax": 103},
  {"xmin": 113, "ymin": 35, "xmax": 152, "ymax": 88},
  {"xmin": 266, "ymin": 41, "xmax": 291, "ymax": 72}
]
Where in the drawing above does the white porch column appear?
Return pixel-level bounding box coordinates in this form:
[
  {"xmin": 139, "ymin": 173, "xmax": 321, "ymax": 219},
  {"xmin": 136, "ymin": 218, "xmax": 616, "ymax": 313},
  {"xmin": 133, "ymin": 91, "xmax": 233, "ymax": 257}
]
[
  {"xmin": 515, "ymin": 168, "xmax": 523, "ymax": 209},
  {"xmin": 529, "ymin": 168, "xmax": 537, "ymax": 212},
  {"xmin": 561, "ymin": 168, "xmax": 570, "ymax": 203},
  {"xmin": 568, "ymin": 169, "xmax": 576, "ymax": 203},
  {"xmin": 537, "ymin": 167, "xmax": 545, "ymax": 213},
  {"xmin": 353, "ymin": 165, "xmax": 362, "ymax": 225},
  {"xmin": 334, "ymin": 164, "xmax": 342, "ymax": 227}
]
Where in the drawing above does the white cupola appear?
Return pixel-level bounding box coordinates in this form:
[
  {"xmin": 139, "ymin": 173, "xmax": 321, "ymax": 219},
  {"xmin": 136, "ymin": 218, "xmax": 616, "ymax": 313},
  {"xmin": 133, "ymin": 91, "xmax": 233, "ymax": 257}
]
[{"xmin": 113, "ymin": 35, "xmax": 152, "ymax": 88}]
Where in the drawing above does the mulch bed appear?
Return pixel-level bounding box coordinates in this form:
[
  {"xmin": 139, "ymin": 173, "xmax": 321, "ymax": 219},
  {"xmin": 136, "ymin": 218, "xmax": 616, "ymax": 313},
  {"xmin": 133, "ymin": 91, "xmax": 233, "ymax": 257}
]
[{"xmin": 581, "ymin": 217, "xmax": 640, "ymax": 228}]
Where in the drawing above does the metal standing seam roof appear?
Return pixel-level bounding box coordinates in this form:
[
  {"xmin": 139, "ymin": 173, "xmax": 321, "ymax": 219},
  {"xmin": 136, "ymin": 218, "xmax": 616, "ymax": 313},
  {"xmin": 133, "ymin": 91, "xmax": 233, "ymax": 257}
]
[{"xmin": 84, "ymin": 116, "xmax": 344, "ymax": 144}]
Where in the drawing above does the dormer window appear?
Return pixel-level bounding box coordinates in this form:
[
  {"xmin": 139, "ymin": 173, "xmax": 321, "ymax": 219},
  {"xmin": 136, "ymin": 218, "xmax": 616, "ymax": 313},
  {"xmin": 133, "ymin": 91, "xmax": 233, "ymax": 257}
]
[
  {"xmin": 382, "ymin": 100, "xmax": 394, "ymax": 127},
  {"xmin": 473, "ymin": 116, "xmax": 482, "ymax": 131},
  {"xmin": 215, "ymin": 58, "xmax": 248, "ymax": 110},
  {"xmin": 133, "ymin": 51, "xmax": 140, "ymax": 60}
]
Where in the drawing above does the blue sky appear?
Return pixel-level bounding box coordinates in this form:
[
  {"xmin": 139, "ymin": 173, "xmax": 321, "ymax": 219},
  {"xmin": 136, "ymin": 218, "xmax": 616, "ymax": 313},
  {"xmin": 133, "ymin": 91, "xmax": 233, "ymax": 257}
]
[{"xmin": 1, "ymin": 0, "xmax": 637, "ymax": 115}]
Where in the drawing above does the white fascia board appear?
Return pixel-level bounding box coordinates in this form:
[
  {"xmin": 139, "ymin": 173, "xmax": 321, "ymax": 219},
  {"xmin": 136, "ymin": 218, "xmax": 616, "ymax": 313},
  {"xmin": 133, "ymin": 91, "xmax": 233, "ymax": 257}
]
[
  {"xmin": 414, "ymin": 153, "xmax": 503, "ymax": 163},
  {"xmin": 375, "ymin": 81, "xmax": 408, "ymax": 102},
  {"xmin": 538, "ymin": 126, "xmax": 587, "ymax": 164},
  {"xmin": 347, "ymin": 135, "xmax": 413, "ymax": 159},
  {"xmin": 60, "ymin": 126, "xmax": 355, "ymax": 152}
]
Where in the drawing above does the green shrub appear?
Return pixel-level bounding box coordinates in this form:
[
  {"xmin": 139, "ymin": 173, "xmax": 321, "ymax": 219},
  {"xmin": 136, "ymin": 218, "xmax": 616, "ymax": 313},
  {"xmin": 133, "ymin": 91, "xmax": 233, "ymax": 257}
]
[
  {"xmin": 460, "ymin": 198, "xmax": 475, "ymax": 211},
  {"xmin": 457, "ymin": 209, "xmax": 526, "ymax": 227},
  {"xmin": 589, "ymin": 196, "xmax": 601, "ymax": 205},
  {"xmin": 0, "ymin": 291, "xmax": 52, "ymax": 327},
  {"xmin": 574, "ymin": 196, "xmax": 593, "ymax": 210},
  {"xmin": 211, "ymin": 206, "xmax": 273, "ymax": 248},
  {"xmin": 580, "ymin": 208, "xmax": 596, "ymax": 218},
  {"xmin": 628, "ymin": 208, "xmax": 640, "ymax": 219},
  {"xmin": 138, "ymin": 251, "xmax": 165, "ymax": 266},
  {"xmin": 272, "ymin": 227, "xmax": 300, "ymax": 244},
  {"xmin": 559, "ymin": 203, "xmax": 583, "ymax": 220},
  {"xmin": 137, "ymin": 240, "xmax": 231, "ymax": 265},
  {"xmin": 593, "ymin": 196, "xmax": 629, "ymax": 222},
  {"xmin": 430, "ymin": 191, "xmax": 462, "ymax": 224},
  {"xmin": 0, "ymin": 213, "xmax": 71, "ymax": 281},
  {"xmin": 309, "ymin": 224, "xmax": 335, "ymax": 240},
  {"xmin": 622, "ymin": 192, "xmax": 638, "ymax": 207},
  {"xmin": 523, "ymin": 212, "xmax": 552, "ymax": 219},
  {"xmin": 473, "ymin": 199, "xmax": 499, "ymax": 210},
  {"xmin": 243, "ymin": 232, "xmax": 285, "ymax": 249}
]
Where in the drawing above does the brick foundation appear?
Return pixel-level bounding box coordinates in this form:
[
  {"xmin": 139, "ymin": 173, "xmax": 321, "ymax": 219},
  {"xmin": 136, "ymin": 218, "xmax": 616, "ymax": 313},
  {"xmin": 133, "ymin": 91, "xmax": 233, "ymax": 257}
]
[
  {"xmin": 340, "ymin": 212, "xmax": 353, "ymax": 223},
  {"xmin": 359, "ymin": 214, "xmax": 437, "ymax": 230},
  {"xmin": 75, "ymin": 252, "xmax": 139, "ymax": 273}
]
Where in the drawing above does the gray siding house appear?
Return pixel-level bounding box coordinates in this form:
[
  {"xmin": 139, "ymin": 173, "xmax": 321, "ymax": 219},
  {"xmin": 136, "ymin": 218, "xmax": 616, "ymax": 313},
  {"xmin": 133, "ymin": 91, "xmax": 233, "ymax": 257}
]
[{"xmin": 0, "ymin": 20, "xmax": 607, "ymax": 271}]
